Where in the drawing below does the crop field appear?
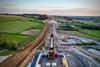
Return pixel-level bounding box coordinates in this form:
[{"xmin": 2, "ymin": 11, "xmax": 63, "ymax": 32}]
[
  {"xmin": 0, "ymin": 15, "xmax": 43, "ymax": 33},
  {"xmin": 68, "ymin": 30, "xmax": 100, "ymax": 40},
  {"xmin": 0, "ymin": 33, "xmax": 34, "ymax": 44},
  {"xmin": 58, "ymin": 29, "xmax": 100, "ymax": 40},
  {"xmin": 79, "ymin": 29, "xmax": 100, "ymax": 38},
  {"xmin": 0, "ymin": 15, "xmax": 44, "ymax": 55},
  {"xmin": 58, "ymin": 19, "xmax": 100, "ymax": 40}
]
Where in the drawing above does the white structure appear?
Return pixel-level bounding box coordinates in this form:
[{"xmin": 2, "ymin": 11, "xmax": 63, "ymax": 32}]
[
  {"xmin": 48, "ymin": 20, "xmax": 58, "ymax": 35},
  {"xmin": 48, "ymin": 19, "xmax": 58, "ymax": 29}
]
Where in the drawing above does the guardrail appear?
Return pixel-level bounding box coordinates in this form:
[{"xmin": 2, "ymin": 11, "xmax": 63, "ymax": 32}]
[{"xmin": 0, "ymin": 22, "xmax": 49, "ymax": 67}]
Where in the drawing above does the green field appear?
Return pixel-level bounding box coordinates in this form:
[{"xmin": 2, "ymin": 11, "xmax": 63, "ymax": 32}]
[
  {"xmin": 0, "ymin": 15, "xmax": 44, "ymax": 56},
  {"xmin": 58, "ymin": 19, "xmax": 100, "ymax": 40},
  {"xmin": 79, "ymin": 29, "xmax": 100, "ymax": 38},
  {"xmin": 0, "ymin": 15, "xmax": 44, "ymax": 33},
  {"xmin": 67, "ymin": 30, "xmax": 100, "ymax": 40},
  {"xmin": 0, "ymin": 33, "xmax": 34, "ymax": 44}
]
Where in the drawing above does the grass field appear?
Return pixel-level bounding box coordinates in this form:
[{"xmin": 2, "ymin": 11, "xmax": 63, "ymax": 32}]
[
  {"xmin": 79, "ymin": 29, "xmax": 100, "ymax": 38},
  {"xmin": 58, "ymin": 29, "xmax": 100, "ymax": 40},
  {"xmin": 67, "ymin": 30, "xmax": 100, "ymax": 40},
  {"xmin": 0, "ymin": 15, "xmax": 44, "ymax": 33},
  {"xmin": 0, "ymin": 15, "xmax": 44, "ymax": 56},
  {"xmin": 58, "ymin": 19, "xmax": 100, "ymax": 40},
  {"xmin": 0, "ymin": 33, "xmax": 34, "ymax": 44}
]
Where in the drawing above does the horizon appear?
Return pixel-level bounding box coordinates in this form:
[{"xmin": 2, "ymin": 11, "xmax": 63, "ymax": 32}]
[{"xmin": 0, "ymin": 0, "xmax": 100, "ymax": 16}]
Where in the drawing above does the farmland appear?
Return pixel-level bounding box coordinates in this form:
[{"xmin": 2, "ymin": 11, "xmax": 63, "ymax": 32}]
[
  {"xmin": 0, "ymin": 15, "xmax": 43, "ymax": 33},
  {"xmin": 0, "ymin": 15, "xmax": 44, "ymax": 55},
  {"xmin": 57, "ymin": 18, "xmax": 100, "ymax": 41}
]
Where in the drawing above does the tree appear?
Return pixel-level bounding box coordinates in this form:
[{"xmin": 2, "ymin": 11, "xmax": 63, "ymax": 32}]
[
  {"xmin": 0, "ymin": 41, "xmax": 18, "ymax": 50},
  {"xmin": 38, "ymin": 15, "xmax": 49, "ymax": 20}
]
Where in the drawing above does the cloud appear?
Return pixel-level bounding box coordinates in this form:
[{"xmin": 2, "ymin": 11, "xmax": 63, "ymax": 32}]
[
  {"xmin": 0, "ymin": 6, "xmax": 100, "ymax": 16},
  {"xmin": 47, "ymin": 8, "xmax": 100, "ymax": 16}
]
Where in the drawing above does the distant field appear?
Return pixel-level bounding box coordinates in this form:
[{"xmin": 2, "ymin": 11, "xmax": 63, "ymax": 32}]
[
  {"xmin": 58, "ymin": 19, "xmax": 100, "ymax": 40},
  {"xmin": 0, "ymin": 15, "xmax": 44, "ymax": 56},
  {"xmin": 67, "ymin": 30, "xmax": 100, "ymax": 40},
  {"xmin": 79, "ymin": 29, "xmax": 100, "ymax": 38},
  {"xmin": 0, "ymin": 15, "xmax": 43, "ymax": 33},
  {"xmin": 58, "ymin": 30, "xmax": 100, "ymax": 40}
]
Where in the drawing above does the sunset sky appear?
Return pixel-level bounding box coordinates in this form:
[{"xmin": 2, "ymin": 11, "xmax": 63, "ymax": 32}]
[{"xmin": 0, "ymin": 0, "xmax": 100, "ymax": 16}]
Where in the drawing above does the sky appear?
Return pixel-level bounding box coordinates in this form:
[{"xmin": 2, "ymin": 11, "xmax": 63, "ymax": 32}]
[{"xmin": 0, "ymin": 0, "xmax": 100, "ymax": 16}]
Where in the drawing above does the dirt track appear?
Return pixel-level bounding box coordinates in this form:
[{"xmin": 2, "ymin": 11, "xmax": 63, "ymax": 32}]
[{"xmin": 0, "ymin": 22, "xmax": 49, "ymax": 67}]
